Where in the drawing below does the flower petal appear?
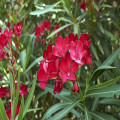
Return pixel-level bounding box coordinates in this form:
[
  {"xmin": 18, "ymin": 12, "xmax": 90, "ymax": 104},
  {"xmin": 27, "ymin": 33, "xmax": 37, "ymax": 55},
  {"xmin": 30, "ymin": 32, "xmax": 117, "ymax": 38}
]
[
  {"xmin": 79, "ymin": 33, "xmax": 89, "ymax": 42},
  {"xmin": 63, "ymin": 36, "xmax": 69, "ymax": 54},
  {"xmin": 55, "ymin": 36, "xmax": 63, "ymax": 51},
  {"xmin": 70, "ymin": 62, "xmax": 79, "ymax": 73},
  {"xmin": 52, "ymin": 45, "xmax": 59, "ymax": 56},
  {"xmin": 59, "ymin": 72, "xmax": 68, "ymax": 83},
  {"xmin": 39, "ymin": 82, "xmax": 46, "ymax": 89},
  {"xmin": 68, "ymin": 74, "xmax": 76, "ymax": 81}
]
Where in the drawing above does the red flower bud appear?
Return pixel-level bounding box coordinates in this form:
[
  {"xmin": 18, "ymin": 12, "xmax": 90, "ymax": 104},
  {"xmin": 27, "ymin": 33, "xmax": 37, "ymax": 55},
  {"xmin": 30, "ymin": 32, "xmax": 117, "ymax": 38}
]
[
  {"xmin": 73, "ymin": 82, "xmax": 79, "ymax": 93},
  {"xmin": 54, "ymin": 79, "xmax": 63, "ymax": 94}
]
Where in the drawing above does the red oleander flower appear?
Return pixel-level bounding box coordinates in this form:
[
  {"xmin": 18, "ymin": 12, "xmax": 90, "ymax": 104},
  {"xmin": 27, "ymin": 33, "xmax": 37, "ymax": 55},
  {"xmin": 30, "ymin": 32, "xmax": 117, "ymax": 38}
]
[
  {"xmin": 54, "ymin": 25, "xmax": 60, "ymax": 34},
  {"xmin": 73, "ymin": 82, "xmax": 79, "ymax": 93},
  {"xmin": 68, "ymin": 33, "xmax": 78, "ymax": 42},
  {"xmin": 37, "ymin": 33, "xmax": 92, "ymax": 93},
  {"xmin": 0, "ymin": 34, "xmax": 8, "ymax": 48},
  {"xmin": 37, "ymin": 59, "xmax": 59, "ymax": 89},
  {"xmin": 80, "ymin": 2, "xmax": 86, "ymax": 11},
  {"xmin": 35, "ymin": 21, "xmax": 50, "ymax": 37},
  {"xmin": 5, "ymin": 22, "xmax": 10, "ymax": 29},
  {"xmin": 43, "ymin": 44, "xmax": 57, "ymax": 61},
  {"xmin": 35, "ymin": 25, "xmax": 44, "ymax": 37},
  {"xmin": 4, "ymin": 29, "xmax": 12, "ymax": 45},
  {"xmin": 19, "ymin": 84, "xmax": 28, "ymax": 96},
  {"xmin": 59, "ymin": 54, "xmax": 78, "ymax": 83},
  {"xmin": 13, "ymin": 22, "xmax": 22, "ymax": 37},
  {"xmin": 8, "ymin": 83, "xmax": 28, "ymax": 97},
  {"xmin": 0, "ymin": 87, "xmax": 7, "ymax": 97},
  {"xmin": 69, "ymin": 33, "xmax": 92, "ymax": 65},
  {"xmin": 52, "ymin": 36, "xmax": 69, "ymax": 58},
  {"xmin": 0, "ymin": 28, "xmax": 12, "ymax": 48},
  {"xmin": 54, "ymin": 79, "xmax": 63, "ymax": 94},
  {"xmin": 6, "ymin": 104, "xmax": 20, "ymax": 120},
  {"xmin": 43, "ymin": 21, "xmax": 50, "ymax": 31}
]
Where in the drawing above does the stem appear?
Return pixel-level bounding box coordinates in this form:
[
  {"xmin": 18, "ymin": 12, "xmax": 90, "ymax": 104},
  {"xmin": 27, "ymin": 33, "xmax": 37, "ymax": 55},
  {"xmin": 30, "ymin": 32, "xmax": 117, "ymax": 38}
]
[{"xmin": 74, "ymin": 23, "xmax": 78, "ymax": 34}]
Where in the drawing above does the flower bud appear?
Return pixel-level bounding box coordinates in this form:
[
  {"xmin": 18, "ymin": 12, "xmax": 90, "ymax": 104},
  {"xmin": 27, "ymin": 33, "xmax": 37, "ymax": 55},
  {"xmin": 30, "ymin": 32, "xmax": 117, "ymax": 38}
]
[
  {"xmin": 54, "ymin": 79, "xmax": 63, "ymax": 94},
  {"xmin": 73, "ymin": 82, "xmax": 79, "ymax": 93}
]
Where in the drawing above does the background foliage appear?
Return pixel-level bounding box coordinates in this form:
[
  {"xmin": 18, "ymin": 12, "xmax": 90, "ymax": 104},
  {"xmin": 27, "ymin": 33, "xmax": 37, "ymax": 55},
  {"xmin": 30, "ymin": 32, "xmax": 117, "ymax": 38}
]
[{"xmin": 0, "ymin": 0, "xmax": 120, "ymax": 120}]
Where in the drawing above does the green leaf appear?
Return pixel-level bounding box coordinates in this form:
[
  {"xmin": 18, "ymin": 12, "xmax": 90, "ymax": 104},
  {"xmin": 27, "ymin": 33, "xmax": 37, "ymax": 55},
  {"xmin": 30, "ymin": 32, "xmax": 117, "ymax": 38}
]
[
  {"xmin": 90, "ymin": 48, "xmax": 120, "ymax": 82},
  {"xmin": 102, "ymin": 48, "xmax": 120, "ymax": 66},
  {"xmin": 104, "ymin": 29, "xmax": 115, "ymax": 40},
  {"xmin": 22, "ymin": 74, "xmax": 37, "ymax": 118},
  {"xmin": 93, "ymin": 3, "xmax": 99, "ymax": 11},
  {"xmin": 91, "ymin": 43, "xmax": 99, "ymax": 61},
  {"xmin": 91, "ymin": 97, "xmax": 99, "ymax": 111},
  {"xmin": 90, "ymin": 112, "xmax": 117, "ymax": 120},
  {"xmin": 99, "ymin": 98, "xmax": 120, "ymax": 106},
  {"xmin": 25, "ymin": 56, "xmax": 43, "ymax": 73},
  {"xmin": 27, "ymin": 108, "xmax": 42, "ymax": 113},
  {"xmin": 48, "ymin": 100, "xmax": 80, "ymax": 120},
  {"xmin": 76, "ymin": 12, "xmax": 87, "ymax": 22},
  {"xmin": 13, "ymin": 72, "xmax": 20, "ymax": 118},
  {"xmin": 33, "ymin": 91, "xmax": 48, "ymax": 107},
  {"xmin": 24, "ymin": 33, "xmax": 35, "ymax": 70},
  {"xmin": 30, "ymin": 2, "xmax": 63, "ymax": 15},
  {"xmin": 18, "ymin": 97, "xmax": 24, "ymax": 120},
  {"xmin": 97, "ymin": 22, "xmax": 104, "ymax": 33},
  {"xmin": 20, "ymin": 50, "xmax": 26, "ymax": 71},
  {"xmin": 70, "ymin": 109, "xmax": 81, "ymax": 119},
  {"xmin": 30, "ymin": 9, "xmax": 64, "ymax": 15},
  {"xmin": 2, "ymin": 23, "xmax": 6, "ymax": 33},
  {"xmin": 58, "ymin": 17, "xmax": 73, "ymax": 24},
  {"xmin": 87, "ymin": 85, "xmax": 120, "ymax": 98},
  {"xmin": 85, "ymin": 107, "xmax": 92, "ymax": 120},
  {"xmin": 42, "ymin": 102, "xmax": 72, "ymax": 120},
  {"xmin": 100, "ymin": 4, "xmax": 112, "ymax": 8},
  {"xmin": 47, "ymin": 23, "xmax": 73, "ymax": 39},
  {"xmin": 88, "ymin": 76, "xmax": 120, "ymax": 91},
  {"xmin": 0, "ymin": 98, "xmax": 9, "ymax": 120},
  {"xmin": 90, "ymin": 66, "xmax": 115, "ymax": 83}
]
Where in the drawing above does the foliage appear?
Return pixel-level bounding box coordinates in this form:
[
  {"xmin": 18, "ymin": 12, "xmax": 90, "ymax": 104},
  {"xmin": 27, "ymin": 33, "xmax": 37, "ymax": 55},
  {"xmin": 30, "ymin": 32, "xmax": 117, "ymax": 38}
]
[{"xmin": 0, "ymin": 0, "xmax": 120, "ymax": 119}]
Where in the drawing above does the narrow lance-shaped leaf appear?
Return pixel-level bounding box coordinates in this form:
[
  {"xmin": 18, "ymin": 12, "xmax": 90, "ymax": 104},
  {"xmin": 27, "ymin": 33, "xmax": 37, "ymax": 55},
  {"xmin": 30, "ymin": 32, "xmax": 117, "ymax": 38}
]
[
  {"xmin": 99, "ymin": 98, "xmax": 120, "ymax": 106},
  {"xmin": 88, "ymin": 75, "xmax": 120, "ymax": 91},
  {"xmin": 22, "ymin": 74, "xmax": 37, "ymax": 118},
  {"xmin": 87, "ymin": 84, "xmax": 120, "ymax": 98},
  {"xmin": 85, "ymin": 107, "xmax": 92, "ymax": 120},
  {"xmin": 0, "ymin": 98, "xmax": 9, "ymax": 120},
  {"xmin": 48, "ymin": 100, "xmax": 80, "ymax": 120},
  {"xmin": 17, "ymin": 97, "xmax": 24, "ymax": 120},
  {"xmin": 90, "ymin": 47, "xmax": 120, "ymax": 83},
  {"xmin": 42, "ymin": 102, "xmax": 72, "ymax": 120},
  {"xmin": 25, "ymin": 56, "xmax": 43, "ymax": 73},
  {"xmin": 30, "ymin": 1, "xmax": 63, "ymax": 15},
  {"xmin": 47, "ymin": 23, "xmax": 73, "ymax": 39},
  {"xmin": 90, "ymin": 111, "xmax": 117, "ymax": 120}
]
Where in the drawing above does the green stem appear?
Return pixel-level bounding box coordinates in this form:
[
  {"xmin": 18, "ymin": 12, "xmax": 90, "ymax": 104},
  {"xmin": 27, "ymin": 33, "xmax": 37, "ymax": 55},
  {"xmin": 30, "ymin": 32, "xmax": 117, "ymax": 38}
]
[
  {"xmin": 74, "ymin": 23, "xmax": 78, "ymax": 34},
  {"xmin": 0, "ymin": 61, "xmax": 9, "ymax": 80}
]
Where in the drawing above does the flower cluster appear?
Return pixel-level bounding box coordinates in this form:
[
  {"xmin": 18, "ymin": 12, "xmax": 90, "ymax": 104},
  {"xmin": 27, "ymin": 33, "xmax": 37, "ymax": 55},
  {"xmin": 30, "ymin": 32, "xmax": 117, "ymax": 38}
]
[
  {"xmin": 35, "ymin": 21, "xmax": 50, "ymax": 45},
  {"xmin": 0, "ymin": 28, "xmax": 12, "ymax": 60},
  {"xmin": 0, "ymin": 21, "xmax": 23, "ymax": 61},
  {"xmin": 37, "ymin": 33, "xmax": 92, "ymax": 94},
  {"xmin": 80, "ymin": 0, "xmax": 101, "ymax": 13},
  {"xmin": 35, "ymin": 21, "xmax": 61, "ymax": 46},
  {"xmin": 0, "ymin": 83, "xmax": 28, "ymax": 98},
  {"xmin": 13, "ymin": 21, "xmax": 23, "ymax": 38}
]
